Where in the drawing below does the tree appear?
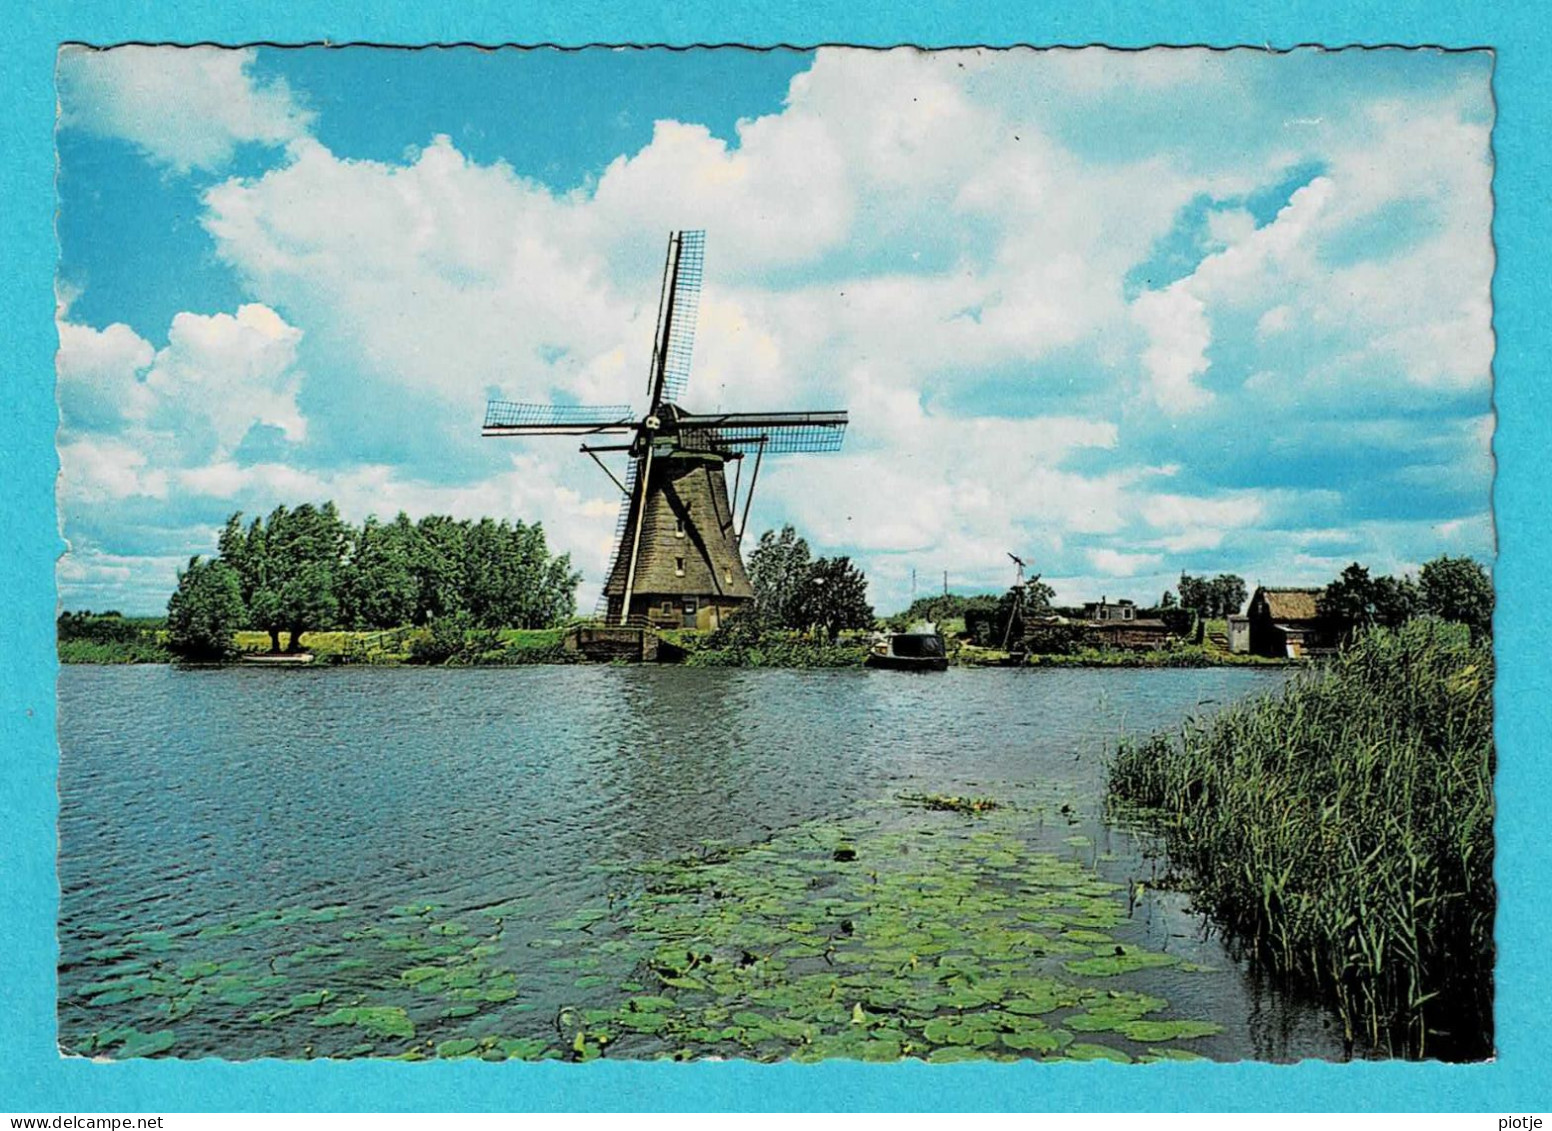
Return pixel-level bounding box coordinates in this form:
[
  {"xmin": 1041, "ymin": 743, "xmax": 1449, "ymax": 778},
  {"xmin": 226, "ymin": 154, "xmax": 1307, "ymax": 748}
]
[
  {"xmin": 891, "ymin": 592, "xmax": 999, "ymax": 632},
  {"xmin": 1159, "ymin": 590, "xmax": 1179, "ymax": 609},
  {"xmin": 1179, "ymin": 573, "xmax": 1245, "ymax": 617},
  {"xmin": 1023, "ymin": 575, "xmax": 1056, "ymax": 614},
  {"xmin": 410, "ymin": 514, "xmax": 470, "ymax": 624},
  {"xmin": 1419, "ymin": 555, "xmax": 1493, "ymax": 641},
  {"xmin": 1370, "ymin": 573, "xmax": 1420, "ymax": 629},
  {"xmin": 747, "ymin": 525, "xmax": 814, "ymax": 629},
  {"xmin": 797, "ymin": 556, "xmax": 874, "ymax": 642},
  {"xmin": 1319, "ymin": 562, "xmax": 1419, "ymax": 638},
  {"xmin": 339, "ymin": 514, "xmax": 418, "ymax": 630},
  {"xmin": 1210, "ymin": 574, "xmax": 1247, "ymax": 617},
  {"xmin": 218, "ymin": 503, "xmax": 349, "ymax": 651},
  {"xmin": 166, "ymin": 556, "xmax": 244, "ymax": 660},
  {"xmin": 1319, "ymin": 563, "xmax": 1379, "ymax": 632},
  {"xmin": 216, "ymin": 503, "xmax": 582, "ymax": 642},
  {"xmin": 1178, "ymin": 573, "xmax": 1211, "ymax": 615},
  {"xmin": 459, "ymin": 517, "xmax": 580, "ymax": 629}
]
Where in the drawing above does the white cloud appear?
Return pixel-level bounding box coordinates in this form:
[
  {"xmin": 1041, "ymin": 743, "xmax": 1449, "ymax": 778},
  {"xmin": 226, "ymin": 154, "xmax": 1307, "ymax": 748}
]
[
  {"xmin": 57, "ymin": 437, "xmax": 169, "ymax": 503},
  {"xmin": 56, "ymin": 303, "xmax": 310, "ymax": 568},
  {"xmin": 1131, "ymin": 286, "xmax": 1213, "ymax": 413},
  {"xmin": 1089, "ymin": 548, "xmax": 1165, "ymax": 577},
  {"xmin": 57, "ymin": 45, "xmax": 313, "ymax": 174},
  {"xmin": 143, "ymin": 304, "xmax": 307, "ymax": 449},
  {"xmin": 55, "ymin": 48, "xmax": 1497, "ymax": 613},
  {"xmin": 56, "ymin": 321, "xmax": 155, "ymax": 429}
]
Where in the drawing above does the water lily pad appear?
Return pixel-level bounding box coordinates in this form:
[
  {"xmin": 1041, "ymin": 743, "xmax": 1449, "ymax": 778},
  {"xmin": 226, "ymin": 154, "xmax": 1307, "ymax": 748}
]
[
  {"xmin": 1116, "ymin": 1019, "xmax": 1221, "ymax": 1042},
  {"xmin": 116, "ymin": 1028, "xmax": 176, "ymax": 1057},
  {"xmin": 1142, "ymin": 1046, "xmax": 1209, "ymax": 1062},
  {"xmin": 926, "ymin": 1045, "xmax": 982, "ymax": 1063},
  {"xmin": 1064, "ymin": 951, "xmax": 1180, "ymax": 977},
  {"xmin": 1063, "ymin": 1042, "xmax": 1132, "ymax": 1062},
  {"xmin": 497, "ymin": 1037, "xmax": 553, "ymax": 1060},
  {"xmin": 312, "ymin": 1006, "xmax": 415, "ymax": 1040},
  {"xmin": 859, "ymin": 1036, "xmax": 902, "ymax": 1061}
]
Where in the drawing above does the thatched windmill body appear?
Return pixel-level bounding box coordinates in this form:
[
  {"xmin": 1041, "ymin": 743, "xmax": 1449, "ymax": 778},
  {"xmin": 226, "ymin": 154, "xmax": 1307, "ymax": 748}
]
[{"xmin": 483, "ymin": 231, "xmax": 848, "ymax": 629}]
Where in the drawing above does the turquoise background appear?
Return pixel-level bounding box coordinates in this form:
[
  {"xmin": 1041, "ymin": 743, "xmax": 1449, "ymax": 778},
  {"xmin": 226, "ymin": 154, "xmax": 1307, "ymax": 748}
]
[{"xmin": 3, "ymin": 2, "xmax": 1546, "ymax": 1112}]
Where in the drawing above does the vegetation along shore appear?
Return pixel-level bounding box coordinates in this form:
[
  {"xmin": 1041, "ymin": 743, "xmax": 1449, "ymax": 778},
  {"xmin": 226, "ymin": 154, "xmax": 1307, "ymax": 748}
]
[{"xmin": 1107, "ymin": 620, "xmax": 1494, "ymax": 1060}]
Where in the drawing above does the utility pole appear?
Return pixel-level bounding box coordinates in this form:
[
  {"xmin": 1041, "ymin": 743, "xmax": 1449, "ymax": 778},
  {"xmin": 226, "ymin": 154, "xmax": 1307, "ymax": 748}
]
[{"xmin": 943, "ymin": 571, "xmax": 948, "ymax": 596}]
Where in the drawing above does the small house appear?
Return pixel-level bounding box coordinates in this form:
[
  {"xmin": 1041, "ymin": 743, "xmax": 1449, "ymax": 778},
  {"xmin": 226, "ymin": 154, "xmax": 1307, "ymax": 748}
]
[
  {"xmin": 1082, "ymin": 597, "xmax": 1136, "ymax": 622},
  {"xmin": 1246, "ymin": 587, "xmax": 1334, "ymax": 658},
  {"xmin": 1227, "ymin": 614, "xmax": 1250, "ymax": 654},
  {"xmin": 1080, "ymin": 597, "xmax": 1172, "ymax": 651}
]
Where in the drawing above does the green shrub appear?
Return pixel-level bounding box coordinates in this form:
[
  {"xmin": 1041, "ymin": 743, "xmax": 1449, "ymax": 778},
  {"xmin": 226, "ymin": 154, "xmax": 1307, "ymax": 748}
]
[
  {"xmin": 407, "ymin": 614, "xmax": 501, "ymax": 665},
  {"xmin": 57, "ymin": 611, "xmax": 171, "ymax": 663},
  {"xmin": 1108, "ymin": 621, "xmax": 1493, "ymax": 1060},
  {"xmin": 684, "ymin": 637, "xmax": 867, "ymax": 669}
]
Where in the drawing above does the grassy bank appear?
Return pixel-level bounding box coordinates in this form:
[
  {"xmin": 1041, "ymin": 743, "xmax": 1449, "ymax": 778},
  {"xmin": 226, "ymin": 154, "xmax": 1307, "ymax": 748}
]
[
  {"xmin": 231, "ymin": 627, "xmax": 567, "ymax": 665},
  {"xmin": 679, "ymin": 639, "xmax": 869, "ymax": 668},
  {"xmin": 957, "ymin": 644, "xmax": 1289, "ymax": 668},
  {"xmin": 1107, "ymin": 621, "xmax": 1493, "ymax": 1059},
  {"xmin": 57, "ymin": 637, "xmax": 173, "ymax": 664},
  {"xmin": 56, "ymin": 613, "xmax": 170, "ymax": 664},
  {"xmin": 60, "ymin": 622, "xmax": 1289, "ymax": 670}
]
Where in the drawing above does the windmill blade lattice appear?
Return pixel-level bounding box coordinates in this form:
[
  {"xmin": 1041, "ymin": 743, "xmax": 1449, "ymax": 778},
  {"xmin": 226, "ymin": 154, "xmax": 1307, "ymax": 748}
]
[
  {"xmin": 483, "ymin": 402, "xmax": 635, "ymax": 433},
  {"xmin": 594, "ymin": 457, "xmax": 642, "ymax": 620},
  {"xmin": 658, "ymin": 230, "xmax": 704, "ymax": 406},
  {"xmin": 677, "ymin": 412, "xmax": 848, "ymax": 455}
]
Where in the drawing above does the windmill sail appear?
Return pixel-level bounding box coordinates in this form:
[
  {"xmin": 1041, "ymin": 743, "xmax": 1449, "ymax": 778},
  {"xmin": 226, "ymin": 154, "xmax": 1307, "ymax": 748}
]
[
  {"xmin": 649, "ymin": 230, "xmax": 705, "ymax": 408},
  {"xmin": 483, "ymin": 402, "xmax": 635, "ymax": 435},
  {"xmin": 676, "ymin": 410, "xmax": 849, "ymax": 454},
  {"xmin": 594, "ymin": 456, "xmax": 642, "ymax": 620}
]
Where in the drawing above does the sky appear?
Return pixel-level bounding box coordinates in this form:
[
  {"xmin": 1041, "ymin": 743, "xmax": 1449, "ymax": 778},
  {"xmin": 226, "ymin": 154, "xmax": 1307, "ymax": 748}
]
[{"xmin": 53, "ymin": 45, "xmax": 1496, "ymax": 615}]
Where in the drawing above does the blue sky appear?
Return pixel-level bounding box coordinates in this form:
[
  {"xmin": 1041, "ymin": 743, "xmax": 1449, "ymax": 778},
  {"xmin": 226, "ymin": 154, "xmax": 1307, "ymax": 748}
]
[{"xmin": 54, "ymin": 46, "xmax": 1495, "ymax": 614}]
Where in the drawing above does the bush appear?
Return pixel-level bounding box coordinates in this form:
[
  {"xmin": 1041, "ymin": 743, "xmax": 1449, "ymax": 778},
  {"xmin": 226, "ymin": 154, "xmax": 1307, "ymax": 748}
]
[
  {"xmin": 683, "ymin": 635, "xmax": 868, "ymax": 669},
  {"xmin": 56, "ymin": 611, "xmax": 171, "ymax": 663},
  {"xmin": 1108, "ymin": 621, "xmax": 1493, "ymax": 1060},
  {"xmin": 57, "ymin": 611, "xmax": 141, "ymax": 644},
  {"xmin": 1022, "ymin": 623, "xmax": 1087, "ymax": 655},
  {"xmin": 407, "ymin": 614, "xmax": 501, "ymax": 665}
]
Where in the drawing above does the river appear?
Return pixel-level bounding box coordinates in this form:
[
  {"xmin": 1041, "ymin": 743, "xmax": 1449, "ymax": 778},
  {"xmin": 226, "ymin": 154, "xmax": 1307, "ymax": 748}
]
[{"xmin": 57, "ymin": 663, "xmax": 1350, "ymax": 1063}]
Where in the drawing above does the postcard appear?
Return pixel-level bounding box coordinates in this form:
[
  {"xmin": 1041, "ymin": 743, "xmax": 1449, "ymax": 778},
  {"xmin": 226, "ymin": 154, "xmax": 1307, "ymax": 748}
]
[{"xmin": 19, "ymin": 33, "xmax": 1538, "ymax": 1111}]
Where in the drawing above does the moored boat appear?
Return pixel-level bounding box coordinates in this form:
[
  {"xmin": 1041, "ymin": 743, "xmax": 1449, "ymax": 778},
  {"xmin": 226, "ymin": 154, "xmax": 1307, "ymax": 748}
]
[{"xmin": 865, "ymin": 624, "xmax": 949, "ymax": 672}]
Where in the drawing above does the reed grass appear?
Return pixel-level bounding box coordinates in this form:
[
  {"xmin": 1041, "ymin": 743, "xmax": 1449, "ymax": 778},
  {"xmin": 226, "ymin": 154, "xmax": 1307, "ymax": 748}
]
[
  {"xmin": 56, "ymin": 637, "xmax": 172, "ymax": 664},
  {"xmin": 1108, "ymin": 619, "xmax": 1494, "ymax": 1060}
]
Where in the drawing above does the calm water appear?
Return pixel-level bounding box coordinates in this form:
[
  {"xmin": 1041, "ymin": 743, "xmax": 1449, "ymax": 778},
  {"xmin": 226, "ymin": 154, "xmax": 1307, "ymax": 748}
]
[{"xmin": 57, "ymin": 664, "xmax": 1348, "ymax": 1061}]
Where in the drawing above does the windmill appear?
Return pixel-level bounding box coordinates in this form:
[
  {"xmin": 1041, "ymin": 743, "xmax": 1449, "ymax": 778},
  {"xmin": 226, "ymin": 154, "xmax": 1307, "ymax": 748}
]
[
  {"xmin": 482, "ymin": 231, "xmax": 849, "ymax": 630},
  {"xmin": 1001, "ymin": 553, "xmax": 1029, "ymax": 651}
]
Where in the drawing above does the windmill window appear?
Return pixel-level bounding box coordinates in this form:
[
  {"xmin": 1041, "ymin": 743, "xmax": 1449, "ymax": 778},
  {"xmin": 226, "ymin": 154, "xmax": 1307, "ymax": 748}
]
[
  {"xmin": 675, "ymin": 518, "xmax": 686, "ymax": 538},
  {"xmin": 675, "ymin": 557, "xmax": 686, "ymax": 577},
  {"xmin": 662, "ymin": 600, "xmax": 674, "ymax": 615}
]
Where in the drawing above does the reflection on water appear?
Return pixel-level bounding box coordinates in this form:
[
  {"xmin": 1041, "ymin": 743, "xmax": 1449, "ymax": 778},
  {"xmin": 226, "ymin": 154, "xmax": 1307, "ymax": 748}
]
[{"xmin": 57, "ymin": 663, "xmax": 1347, "ymax": 1061}]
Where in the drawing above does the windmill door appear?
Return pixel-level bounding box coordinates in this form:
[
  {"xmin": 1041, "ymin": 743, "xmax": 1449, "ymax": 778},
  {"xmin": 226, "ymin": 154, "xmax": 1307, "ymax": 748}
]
[{"xmin": 682, "ymin": 596, "xmax": 698, "ymax": 628}]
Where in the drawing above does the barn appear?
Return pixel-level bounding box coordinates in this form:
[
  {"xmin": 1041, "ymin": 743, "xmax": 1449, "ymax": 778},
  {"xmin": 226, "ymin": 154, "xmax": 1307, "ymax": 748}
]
[{"xmin": 1246, "ymin": 587, "xmax": 1335, "ymax": 658}]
